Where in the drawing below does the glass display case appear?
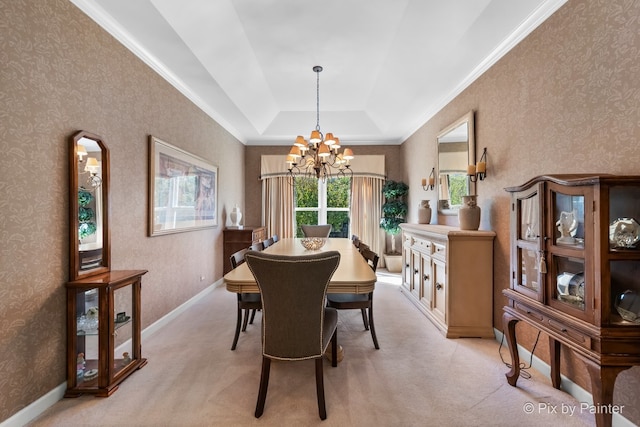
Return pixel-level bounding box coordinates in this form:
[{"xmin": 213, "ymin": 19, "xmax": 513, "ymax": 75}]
[
  {"xmin": 65, "ymin": 270, "xmax": 147, "ymax": 397},
  {"xmin": 503, "ymin": 175, "xmax": 640, "ymax": 427}
]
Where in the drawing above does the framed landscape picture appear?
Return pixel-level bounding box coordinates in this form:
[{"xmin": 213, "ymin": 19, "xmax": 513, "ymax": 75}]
[{"xmin": 149, "ymin": 136, "xmax": 218, "ymax": 236}]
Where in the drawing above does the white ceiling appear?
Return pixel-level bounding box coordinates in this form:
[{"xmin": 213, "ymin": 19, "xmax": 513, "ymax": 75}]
[{"xmin": 71, "ymin": 0, "xmax": 566, "ymax": 146}]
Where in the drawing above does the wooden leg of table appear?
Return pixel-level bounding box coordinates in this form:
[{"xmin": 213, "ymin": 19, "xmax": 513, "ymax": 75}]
[
  {"xmin": 502, "ymin": 311, "xmax": 520, "ymax": 387},
  {"xmin": 549, "ymin": 337, "xmax": 561, "ymax": 389},
  {"xmin": 583, "ymin": 361, "xmax": 630, "ymax": 427}
]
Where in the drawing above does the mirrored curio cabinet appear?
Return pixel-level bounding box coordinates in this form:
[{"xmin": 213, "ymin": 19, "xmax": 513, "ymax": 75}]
[
  {"xmin": 503, "ymin": 174, "xmax": 640, "ymax": 427},
  {"xmin": 66, "ymin": 131, "xmax": 147, "ymax": 397}
]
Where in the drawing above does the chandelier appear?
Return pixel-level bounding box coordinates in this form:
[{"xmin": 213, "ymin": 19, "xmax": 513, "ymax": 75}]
[{"xmin": 286, "ymin": 66, "xmax": 354, "ymax": 181}]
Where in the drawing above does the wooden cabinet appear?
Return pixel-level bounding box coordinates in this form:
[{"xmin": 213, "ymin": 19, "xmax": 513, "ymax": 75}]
[
  {"xmin": 503, "ymin": 174, "xmax": 640, "ymax": 427},
  {"xmin": 400, "ymin": 224, "xmax": 496, "ymax": 338},
  {"xmin": 65, "ymin": 270, "xmax": 147, "ymax": 397},
  {"xmin": 223, "ymin": 226, "xmax": 266, "ymax": 273}
]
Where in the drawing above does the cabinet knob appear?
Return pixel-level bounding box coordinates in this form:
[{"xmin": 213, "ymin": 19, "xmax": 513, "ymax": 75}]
[
  {"xmin": 414, "ymin": 269, "xmax": 419, "ymax": 275},
  {"xmin": 436, "ymin": 283, "xmax": 443, "ymax": 290},
  {"xmin": 423, "ymin": 274, "xmax": 430, "ymax": 281}
]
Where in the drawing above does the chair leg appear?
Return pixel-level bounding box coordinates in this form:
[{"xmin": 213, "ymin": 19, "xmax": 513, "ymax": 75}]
[
  {"xmin": 315, "ymin": 358, "xmax": 327, "ymax": 420},
  {"xmin": 331, "ymin": 329, "xmax": 338, "ymax": 368},
  {"xmin": 241, "ymin": 308, "xmax": 250, "ymax": 332},
  {"xmin": 368, "ymin": 301, "xmax": 380, "ymax": 350},
  {"xmin": 231, "ymin": 306, "xmax": 242, "ymax": 350},
  {"xmin": 361, "ymin": 308, "xmax": 370, "ymax": 330},
  {"xmin": 249, "ymin": 309, "xmax": 257, "ymax": 324},
  {"xmin": 255, "ymin": 357, "xmax": 271, "ymax": 418}
]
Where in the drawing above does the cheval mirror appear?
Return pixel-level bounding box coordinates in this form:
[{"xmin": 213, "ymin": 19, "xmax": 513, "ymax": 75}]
[
  {"xmin": 436, "ymin": 111, "xmax": 476, "ymax": 215},
  {"xmin": 69, "ymin": 130, "xmax": 110, "ymax": 281}
]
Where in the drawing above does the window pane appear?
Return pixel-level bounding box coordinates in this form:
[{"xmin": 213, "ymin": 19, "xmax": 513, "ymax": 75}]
[
  {"xmin": 295, "ymin": 177, "xmax": 318, "ymax": 207},
  {"xmin": 328, "ymin": 211, "xmax": 349, "ymax": 237},
  {"xmin": 296, "ymin": 211, "xmax": 318, "ymax": 237},
  {"xmin": 327, "ymin": 177, "xmax": 351, "ymax": 208}
]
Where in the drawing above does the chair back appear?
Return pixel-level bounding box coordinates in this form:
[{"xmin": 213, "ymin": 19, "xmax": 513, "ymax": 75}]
[
  {"xmin": 230, "ymin": 248, "xmax": 249, "ymax": 269},
  {"xmin": 360, "ymin": 248, "xmax": 379, "ymax": 272},
  {"xmin": 245, "ymin": 250, "xmax": 341, "ymax": 360},
  {"xmin": 301, "ymin": 224, "xmax": 332, "ymax": 237},
  {"xmin": 249, "ymin": 243, "xmax": 264, "ymax": 251},
  {"xmin": 272, "ymin": 234, "xmax": 279, "ymax": 243},
  {"xmin": 262, "ymin": 237, "xmax": 275, "ymax": 249}
]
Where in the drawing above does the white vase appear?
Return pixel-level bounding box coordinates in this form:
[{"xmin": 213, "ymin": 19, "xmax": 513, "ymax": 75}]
[
  {"xmin": 458, "ymin": 195, "xmax": 481, "ymax": 230},
  {"xmin": 230, "ymin": 205, "xmax": 242, "ymax": 227},
  {"xmin": 418, "ymin": 200, "xmax": 431, "ymax": 224}
]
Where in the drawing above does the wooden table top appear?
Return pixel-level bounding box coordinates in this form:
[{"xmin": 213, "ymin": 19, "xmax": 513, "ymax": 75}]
[{"xmin": 224, "ymin": 238, "xmax": 377, "ymax": 294}]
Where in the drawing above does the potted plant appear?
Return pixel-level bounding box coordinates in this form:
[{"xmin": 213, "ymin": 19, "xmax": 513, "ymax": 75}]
[{"xmin": 380, "ymin": 180, "xmax": 408, "ymax": 272}]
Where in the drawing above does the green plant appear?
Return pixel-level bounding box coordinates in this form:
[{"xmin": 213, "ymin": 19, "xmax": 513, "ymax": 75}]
[
  {"xmin": 380, "ymin": 180, "xmax": 408, "ymax": 253},
  {"xmin": 78, "ymin": 188, "xmax": 94, "ymax": 206}
]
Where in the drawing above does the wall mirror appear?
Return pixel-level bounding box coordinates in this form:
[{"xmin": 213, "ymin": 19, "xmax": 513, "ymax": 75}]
[
  {"xmin": 69, "ymin": 130, "xmax": 110, "ymax": 281},
  {"xmin": 437, "ymin": 111, "xmax": 475, "ymax": 215}
]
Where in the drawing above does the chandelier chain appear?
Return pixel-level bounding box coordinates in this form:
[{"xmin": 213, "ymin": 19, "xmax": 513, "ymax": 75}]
[{"xmin": 315, "ymin": 67, "xmax": 321, "ymax": 132}]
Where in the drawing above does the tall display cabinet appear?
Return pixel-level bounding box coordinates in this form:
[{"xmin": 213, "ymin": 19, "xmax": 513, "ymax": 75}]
[
  {"xmin": 66, "ymin": 131, "xmax": 147, "ymax": 397},
  {"xmin": 503, "ymin": 174, "xmax": 640, "ymax": 427}
]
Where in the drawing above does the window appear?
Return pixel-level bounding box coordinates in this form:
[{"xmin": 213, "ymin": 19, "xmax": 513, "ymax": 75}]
[{"xmin": 294, "ymin": 176, "xmax": 351, "ymax": 237}]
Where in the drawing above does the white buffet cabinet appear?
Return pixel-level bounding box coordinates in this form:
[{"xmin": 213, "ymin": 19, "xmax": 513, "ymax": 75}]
[{"xmin": 400, "ymin": 224, "xmax": 496, "ymax": 338}]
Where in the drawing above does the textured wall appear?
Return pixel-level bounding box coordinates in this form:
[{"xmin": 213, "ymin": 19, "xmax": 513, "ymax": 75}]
[
  {"xmin": 0, "ymin": 0, "xmax": 244, "ymax": 421},
  {"xmin": 402, "ymin": 0, "xmax": 640, "ymax": 423}
]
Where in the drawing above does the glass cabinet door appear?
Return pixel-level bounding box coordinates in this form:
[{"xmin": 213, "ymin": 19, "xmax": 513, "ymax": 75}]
[
  {"xmin": 608, "ymin": 184, "xmax": 640, "ymax": 325},
  {"xmin": 512, "ymin": 184, "xmax": 544, "ymax": 300},
  {"xmin": 547, "ymin": 183, "xmax": 592, "ymax": 321},
  {"xmin": 74, "ymin": 287, "xmax": 100, "ymax": 389},
  {"xmin": 113, "ymin": 284, "xmax": 135, "ymax": 379}
]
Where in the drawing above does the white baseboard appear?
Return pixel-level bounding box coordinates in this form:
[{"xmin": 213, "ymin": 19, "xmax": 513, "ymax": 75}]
[
  {"xmin": 0, "ymin": 279, "xmax": 223, "ymax": 427},
  {"xmin": 493, "ymin": 329, "xmax": 635, "ymax": 427}
]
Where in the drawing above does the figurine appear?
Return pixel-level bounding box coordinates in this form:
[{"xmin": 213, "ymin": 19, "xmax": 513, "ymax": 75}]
[
  {"xmin": 122, "ymin": 352, "xmax": 132, "ymax": 365},
  {"xmin": 556, "ymin": 210, "xmax": 578, "ymax": 244},
  {"xmin": 76, "ymin": 353, "xmax": 85, "ymax": 377}
]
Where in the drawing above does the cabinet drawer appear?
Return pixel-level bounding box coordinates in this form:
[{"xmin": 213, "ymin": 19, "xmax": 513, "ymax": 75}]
[
  {"xmin": 546, "ymin": 318, "xmax": 591, "ymax": 350},
  {"xmin": 432, "ymin": 243, "xmax": 446, "ymax": 260},
  {"xmin": 514, "ymin": 302, "xmax": 592, "ymax": 351},
  {"xmin": 412, "ymin": 238, "xmax": 432, "ymax": 253}
]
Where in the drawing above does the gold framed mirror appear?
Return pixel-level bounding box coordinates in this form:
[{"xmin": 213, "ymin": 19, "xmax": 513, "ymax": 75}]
[
  {"xmin": 69, "ymin": 130, "xmax": 110, "ymax": 281},
  {"xmin": 437, "ymin": 111, "xmax": 475, "ymax": 215}
]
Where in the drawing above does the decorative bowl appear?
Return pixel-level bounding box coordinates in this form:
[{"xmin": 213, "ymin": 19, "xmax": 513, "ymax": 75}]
[
  {"xmin": 615, "ymin": 290, "xmax": 640, "ymax": 323},
  {"xmin": 300, "ymin": 237, "xmax": 326, "ymax": 250}
]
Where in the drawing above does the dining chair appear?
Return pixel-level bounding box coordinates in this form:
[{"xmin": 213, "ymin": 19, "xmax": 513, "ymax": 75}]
[
  {"xmin": 326, "ymin": 247, "xmax": 380, "ymax": 349},
  {"xmin": 249, "ymin": 242, "xmax": 264, "ymax": 251},
  {"xmin": 301, "ymin": 224, "xmax": 332, "ymax": 237},
  {"xmin": 229, "ymin": 248, "xmax": 262, "ymax": 351},
  {"xmin": 261, "ymin": 237, "xmax": 274, "ymax": 249},
  {"xmin": 271, "ymin": 234, "xmax": 279, "ymax": 243},
  {"xmin": 245, "ymin": 250, "xmax": 341, "ymax": 420}
]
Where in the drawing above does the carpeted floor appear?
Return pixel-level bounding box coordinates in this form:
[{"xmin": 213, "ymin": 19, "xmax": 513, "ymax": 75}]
[{"xmin": 28, "ymin": 272, "xmax": 595, "ymax": 426}]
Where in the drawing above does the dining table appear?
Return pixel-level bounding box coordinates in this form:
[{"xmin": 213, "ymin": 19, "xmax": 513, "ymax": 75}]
[{"xmin": 223, "ymin": 237, "xmax": 377, "ymax": 294}]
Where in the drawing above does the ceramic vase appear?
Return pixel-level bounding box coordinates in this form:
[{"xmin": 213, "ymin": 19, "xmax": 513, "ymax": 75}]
[
  {"xmin": 458, "ymin": 195, "xmax": 481, "ymax": 230},
  {"xmin": 418, "ymin": 200, "xmax": 432, "ymax": 224},
  {"xmin": 230, "ymin": 205, "xmax": 242, "ymax": 227}
]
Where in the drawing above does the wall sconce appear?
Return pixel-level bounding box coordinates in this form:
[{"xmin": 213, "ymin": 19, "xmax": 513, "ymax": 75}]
[
  {"xmin": 422, "ymin": 168, "xmax": 435, "ymax": 191},
  {"xmin": 467, "ymin": 147, "xmax": 487, "ymax": 182}
]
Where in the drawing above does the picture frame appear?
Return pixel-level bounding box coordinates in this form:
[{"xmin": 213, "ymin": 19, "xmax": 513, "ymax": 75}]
[{"xmin": 148, "ymin": 136, "xmax": 218, "ymax": 236}]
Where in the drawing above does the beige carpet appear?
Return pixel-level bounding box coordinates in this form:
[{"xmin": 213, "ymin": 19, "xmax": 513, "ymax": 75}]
[{"xmin": 28, "ymin": 273, "xmax": 595, "ymax": 427}]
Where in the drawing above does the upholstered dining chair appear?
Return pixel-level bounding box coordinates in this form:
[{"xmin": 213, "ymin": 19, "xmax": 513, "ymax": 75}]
[
  {"xmin": 261, "ymin": 237, "xmax": 274, "ymax": 249},
  {"xmin": 271, "ymin": 234, "xmax": 279, "ymax": 243},
  {"xmin": 245, "ymin": 250, "xmax": 341, "ymax": 420},
  {"xmin": 326, "ymin": 247, "xmax": 380, "ymax": 349},
  {"xmin": 301, "ymin": 224, "xmax": 332, "ymax": 237},
  {"xmin": 229, "ymin": 248, "xmax": 262, "ymax": 351},
  {"xmin": 249, "ymin": 242, "xmax": 264, "ymax": 252}
]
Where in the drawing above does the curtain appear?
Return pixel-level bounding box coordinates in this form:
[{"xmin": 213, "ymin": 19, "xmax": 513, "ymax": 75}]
[
  {"xmin": 350, "ymin": 176, "xmax": 386, "ymax": 266},
  {"xmin": 262, "ymin": 176, "xmax": 295, "ymax": 239}
]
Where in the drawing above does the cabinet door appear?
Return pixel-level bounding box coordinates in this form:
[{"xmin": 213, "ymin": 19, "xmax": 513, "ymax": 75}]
[
  {"xmin": 433, "ymin": 258, "xmax": 446, "ymax": 322},
  {"xmin": 112, "ymin": 283, "xmax": 135, "ymax": 382},
  {"xmin": 511, "ymin": 183, "xmax": 545, "ymax": 301},
  {"xmin": 71, "ymin": 287, "xmax": 101, "ymax": 390},
  {"xmin": 420, "ymin": 252, "xmax": 433, "ymax": 309},
  {"xmin": 546, "ymin": 183, "xmax": 593, "ymax": 322},
  {"xmin": 411, "ymin": 249, "xmax": 422, "ymax": 300},
  {"xmin": 402, "ymin": 235, "xmax": 412, "ymax": 292}
]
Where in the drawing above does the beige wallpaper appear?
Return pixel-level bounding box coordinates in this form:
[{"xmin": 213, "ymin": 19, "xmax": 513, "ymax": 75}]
[
  {"xmin": 0, "ymin": 1, "xmax": 245, "ymax": 421},
  {"xmin": 402, "ymin": 0, "xmax": 640, "ymax": 423}
]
